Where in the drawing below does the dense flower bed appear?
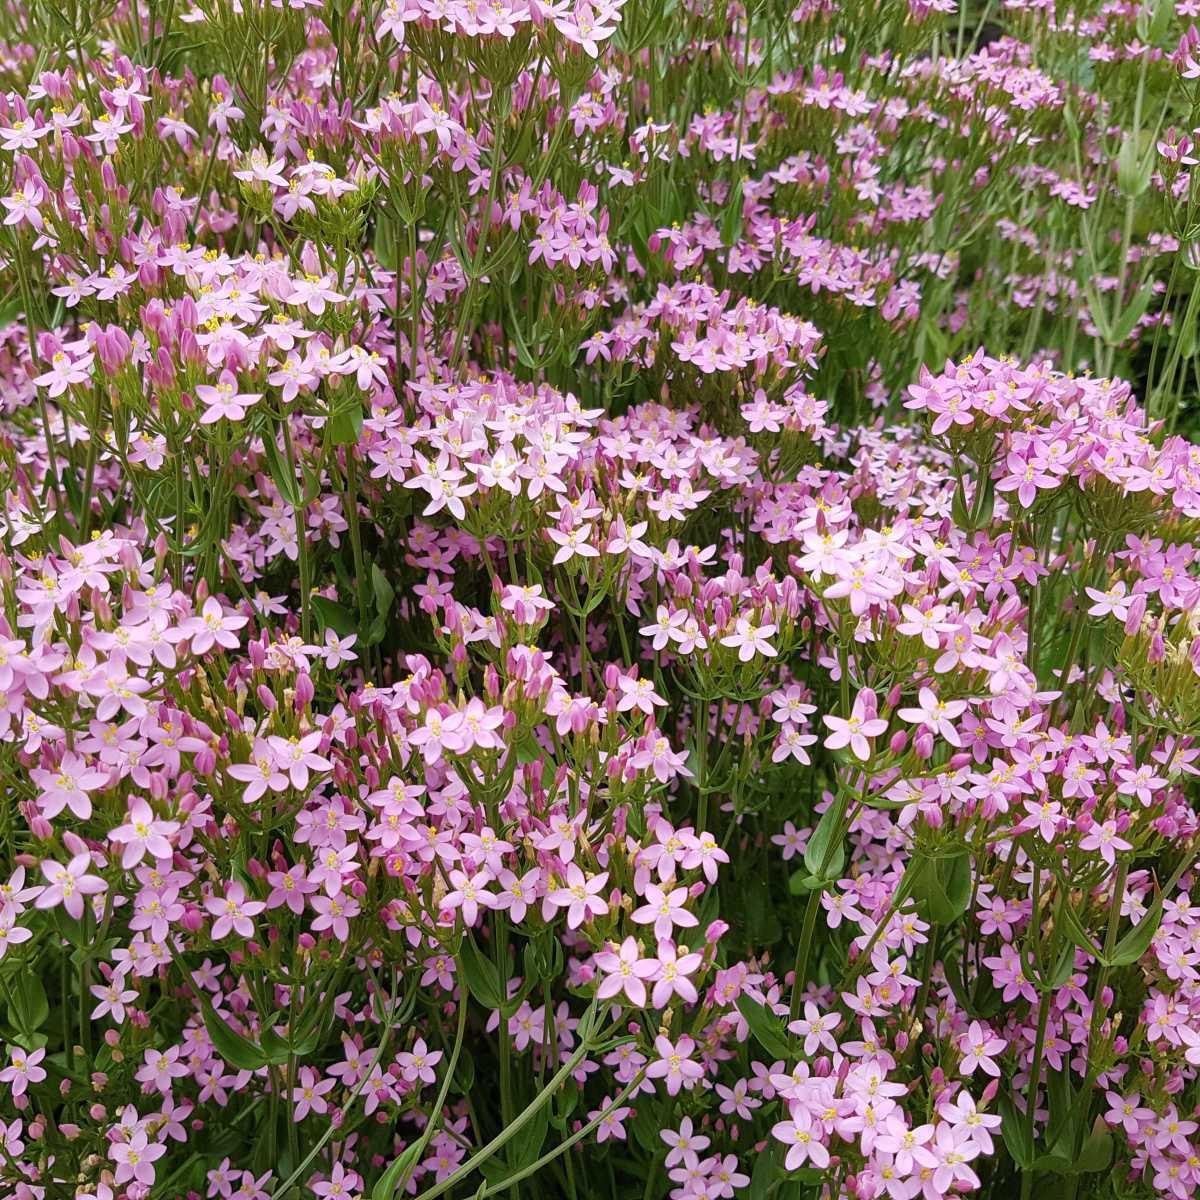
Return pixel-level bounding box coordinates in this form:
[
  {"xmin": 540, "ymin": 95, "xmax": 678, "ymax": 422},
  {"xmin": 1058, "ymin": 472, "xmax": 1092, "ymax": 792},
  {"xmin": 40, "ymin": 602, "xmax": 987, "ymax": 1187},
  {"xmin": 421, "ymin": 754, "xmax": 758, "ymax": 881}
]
[{"xmin": 1, "ymin": 1, "xmax": 1200, "ymax": 1199}]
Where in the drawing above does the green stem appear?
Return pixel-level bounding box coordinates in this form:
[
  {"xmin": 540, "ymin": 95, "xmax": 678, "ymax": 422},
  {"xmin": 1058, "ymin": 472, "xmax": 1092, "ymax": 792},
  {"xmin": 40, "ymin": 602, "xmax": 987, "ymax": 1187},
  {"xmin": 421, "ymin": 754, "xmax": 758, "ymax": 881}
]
[
  {"xmin": 480, "ymin": 1072, "xmax": 645, "ymax": 1198},
  {"xmin": 411, "ymin": 998, "xmax": 602, "ymax": 1200}
]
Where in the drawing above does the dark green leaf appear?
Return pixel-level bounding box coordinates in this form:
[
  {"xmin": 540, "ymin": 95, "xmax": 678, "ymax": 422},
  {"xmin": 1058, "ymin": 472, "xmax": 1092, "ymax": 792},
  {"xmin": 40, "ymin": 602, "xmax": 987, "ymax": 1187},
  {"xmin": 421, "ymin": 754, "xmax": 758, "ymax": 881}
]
[
  {"xmin": 736, "ymin": 994, "xmax": 791, "ymax": 1062},
  {"xmin": 457, "ymin": 938, "xmax": 503, "ymax": 1010},
  {"xmin": 197, "ymin": 991, "xmax": 269, "ymax": 1071},
  {"xmin": 371, "ymin": 1143, "xmax": 421, "ymax": 1200},
  {"xmin": 513, "ymin": 730, "xmax": 542, "ymax": 764},
  {"xmin": 262, "ymin": 428, "xmax": 303, "ymax": 508},
  {"xmin": 803, "ymin": 798, "xmax": 845, "ymax": 883},
  {"xmin": 720, "ymin": 177, "xmax": 744, "ymax": 247},
  {"xmin": 912, "ymin": 850, "xmax": 972, "ymax": 925},
  {"xmin": 1109, "ymin": 896, "xmax": 1163, "ymax": 966},
  {"xmin": 329, "ymin": 401, "xmax": 364, "ymax": 446},
  {"xmin": 1072, "ymin": 1123, "xmax": 1114, "ymax": 1173},
  {"xmin": 311, "ymin": 595, "xmax": 357, "ymax": 638},
  {"xmin": 748, "ymin": 1145, "xmax": 774, "ymax": 1200},
  {"xmin": 8, "ymin": 975, "xmax": 48, "ymax": 1038},
  {"xmin": 451, "ymin": 1049, "xmax": 475, "ymax": 1094},
  {"xmin": 371, "ymin": 564, "xmax": 395, "ymax": 620},
  {"xmin": 1058, "ymin": 899, "xmax": 1104, "ymax": 959},
  {"xmin": 257, "ymin": 1027, "xmax": 295, "ymax": 1066},
  {"xmin": 509, "ymin": 1104, "xmax": 548, "ymax": 1168},
  {"xmin": 998, "ymin": 1092, "xmax": 1034, "ymax": 1169}
]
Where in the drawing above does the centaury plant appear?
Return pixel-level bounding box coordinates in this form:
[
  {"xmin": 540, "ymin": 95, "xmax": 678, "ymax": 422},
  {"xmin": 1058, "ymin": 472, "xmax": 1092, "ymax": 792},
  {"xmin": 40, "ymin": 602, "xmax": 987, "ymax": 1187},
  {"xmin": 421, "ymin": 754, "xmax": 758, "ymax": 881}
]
[{"xmin": 1, "ymin": 0, "xmax": 1200, "ymax": 1199}]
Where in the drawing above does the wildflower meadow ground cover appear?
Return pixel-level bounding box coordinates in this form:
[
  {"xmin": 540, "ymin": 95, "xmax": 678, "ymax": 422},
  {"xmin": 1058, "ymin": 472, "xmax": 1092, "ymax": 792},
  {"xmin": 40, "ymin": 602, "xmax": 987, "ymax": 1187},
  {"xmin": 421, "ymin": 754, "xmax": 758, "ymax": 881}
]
[{"xmin": 5, "ymin": 0, "xmax": 1200, "ymax": 1198}]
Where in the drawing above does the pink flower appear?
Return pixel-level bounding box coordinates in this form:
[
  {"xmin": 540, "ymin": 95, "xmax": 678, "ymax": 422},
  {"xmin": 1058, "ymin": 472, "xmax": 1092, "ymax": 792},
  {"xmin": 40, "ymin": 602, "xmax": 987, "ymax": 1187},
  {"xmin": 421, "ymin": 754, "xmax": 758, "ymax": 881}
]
[
  {"xmin": 646, "ymin": 1035, "xmax": 703, "ymax": 1096},
  {"xmin": 206, "ymin": 881, "xmax": 265, "ymax": 940},
  {"xmin": 0, "ymin": 918, "xmax": 32, "ymax": 960},
  {"xmin": 31, "ymin": 752, "xmax": 106, "ymax": 821},
  {"xmin": 547, "ymin": 523, "xmax": 599, "ymax": 565},
  {"xmin": 0, "ymin": 1046, "xmax": 46, "ymax": 1097},
  {"xmin": 616, "ymin": 675, "xmax": 666, "ymax": 716},
  {"xmin": 227, "ymin": 740, "xmax": 290, "ymax": 804},
  {"xmin": 501, "ymin": 583, "xmax": 555, "ymax": 624},
  {"xmin": 544, "ymin": 865, "xmax": 609, "ymax": 929},
  {"xmin": 631, "ymin": 883, "xmax": 698, "ymax": 940},
  {"xmin": 136, "ymin": 1046, "xmax": 189, "ymax": 1094},
  {"xmin": 591, "ymin": 1099, "xmax": 632, "ymax": 1143},
  {"xmin": 1079, "ymin": 819, "xmax": 1132, "ymax": 866},
  {"xmin": 1085, "ymin": 580, "xmax": 1131, "ymax": 619},
  {"xmin": 291, "ymin": 1066, "xmax": 336, "ymax": 1120},
  {"xmin": 396, "ymin": 1037, "xmax": 443, "ymax": 1085},
  {"xmin": 930, "ymin": 1122, "xmax": 981, "ymax": 1192},
  {"xmin": 90, "ymin": 973, "xmax": 139, "ymax": 1024},
  {"xmin": 938, "ymin": 1092, "xmax": 1001, "ymax": 1153},
  {"xmin": 957, "ymin": 1021, "xmax": 1006, "ymax": 1077},
  {"xmin": 110, "ymin": 1129, "xmax": 166, "ymax": 1186},
  {"xmin": 185, "ymin": 597, "xmax": 248, "ymax": 654},
  {"xmin": 772, "ymin": 1111, "xmax": 830, "ymax": 1170},
  {"xmin": 440, "ymin": 869, "xmax": 494, "ymax": 927},
  {"xmin": 196, "ymin": 371, "xmax": 261, "ymax": 424},
  {"xmin": 313, "ymin": 1164, "xmax": 361, "ymax": 1200},
  {"xmin": 897, "ymin": 686, "xmax": 968, "ymax": 747},
  {"xmin": 109, "ymin": 799, "xmax": 179, "ymax": 867},
  {"xmin": 822, "ymin": 692, "xmax": 888, "ymax": 760},
  {"xmin": 311, "ymin": 893, "xmax": 360, "ymax": 942},
  {"xmin": 35, "ymin": 853, "xmax": 107, "ymax": 920},
  {"xmin": 787, "ymin": 1002, "xmax": 840, "ymax": 1056},
  {"xmin": 34, "ymin": 350, "xmax": 93, "ymax": 396},
  {"xmin": 1104, "ymin": 1090, "xmax": 1157, "ymax": 1137},
  {"xmin": 266, "ymin": 732, "xmax": 332, "ymax": 789},
  {"xmin": 595, "ymin": 937, "xmax": 659, "ymax": 1007},
  {"xmin": 719, "ymin": 617, "xmax": 778, "ymax": 661},
  {"xmin": 651, "ymin": 940, "xmax": 702, "ymax": 1008}
]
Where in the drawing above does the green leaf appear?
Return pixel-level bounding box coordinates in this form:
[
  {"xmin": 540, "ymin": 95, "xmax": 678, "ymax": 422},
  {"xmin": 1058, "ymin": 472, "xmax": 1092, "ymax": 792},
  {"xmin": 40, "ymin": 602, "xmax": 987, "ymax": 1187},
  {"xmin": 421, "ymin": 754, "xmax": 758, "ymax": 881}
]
[
  {"xmin": 951, "ymin": 479, "xmax": 971, "ymax": 529},
  {"xmin": 1043, "ymin": 1066, "xmax": 1082, "ymax": 1158},
  {"xmin": 311, "ymin": 595, "xmax": 357, "ymax": 638},
  {"xmin": 998, "ymin": 1092, "xmax": 1034, "ymax": 1169},
  {"xmin": 480, "ymin": 1106, "xmax": 549, "ymax": 1182},
  {"xmin": 970, "ymin": 475, "xmax": 996, "ymax": 527},
  {"xmin": 803, "ymin": 798, "xmax": 846, "ymax": 883},
  {"xmin": 372, "ymin": 1143, "xmax": 421, "ymax": 1200},
  {"xmin": 629, "ymin": 1100, "xmax": 661, "ymax": 1152},
  {"xmin": 457, "ymin": 938, "xmax": 503, "ymax": 1010},
  {"xmin": 525, "ymin": 932, "xmax": 562, "ymax": 984},
  {"xmin": 1108, "ymin": 895, "xmax": 1163, "ymax": 966},
  {"xmin": 510, "ymin": 1103, "xmax": 549, "ymax": 1167},
  {"xmin": 51, "ymin": 905, "xmax": 88, "ymax": 946},
  {"xmin": 513, "ymin": 730, "xmax": 543, "ymax": 764},
  {"xmin": 1030, "ymin": 1150, "xmax": 1076, "ymax": 1175},
  {"xmin": 1047, "ymin": 944, "xmax": 1078, "ymax": 990},
  {"xmin": 257, "ymin": 1027, "xmax": 296, "ymax": 1066},
  {"xmin": 912, "ymin": 849, "xmax": 972, "ymax": 925},
  {"xmin": 1082, "ymin": 279, "xmax": 1113, "ymax": 343},
  {"xmin": 736, "ymin": 994, "xmax": 791, "ymax": 1062},
  {"xmin": 1115, "ymin": 132, "xmax": 1153, "ymax": 199},
  {"xmin": 1072, "ymin": 1123, "xmax": 1114, "ymax": 1173},
  {"xmin": 262, "ymin": 428, "xmax": 303, "ymax": 508},
  {"xmin": 748, "ymin": 1145, "xmax": 774, "ymax": 1200},
  {"xmin": 8, "ymin": 974, "xmax": 48, "ymax": 1039},
  {"xmin": 742, "ymin": 873, "xmax": 782, "ymax": 945},
  {"xmin": 720, "ymin": 176, "xmax": 744, "ymax": 247},
  {"xmin": 197, "ymin": 991, "xmax": 269, "ymax": 1071},
  {"xmin": 1108, "ymin": 278, "xmax": 1156, "ymax": 346},
  {"xmin": 365, "ymin": 563, "xmax": 396, "ymax": 646},
  {"xmin": 329, "ymin": 401, "xmax": 364, "ymax": 446}
]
